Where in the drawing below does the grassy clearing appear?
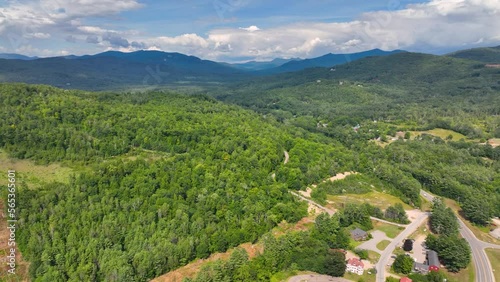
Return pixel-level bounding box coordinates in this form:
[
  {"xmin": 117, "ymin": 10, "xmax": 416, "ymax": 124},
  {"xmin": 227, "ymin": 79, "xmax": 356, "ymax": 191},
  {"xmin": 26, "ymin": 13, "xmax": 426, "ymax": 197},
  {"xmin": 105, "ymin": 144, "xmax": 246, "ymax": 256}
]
[
  {"xmin": 372, "ymin": 220, "xmax": 404, "ymax": 239},
  {"xmin": 328, "ymin": 190, "xmax": 412, "ymax": 210},
  {"xmin": 485, "ymin": 248, "xmax": 500, "ymax": 282},
  {"xmin": 344, "ymin": 270, "xmax": 376, "ymax": 282},
  {"xmin": 410, "ymin": 128, "xmax": 466, "ymax": 141},
  {"xmin": 272, "ymin": 217, "xmax": 315, "ymax": 237},
  {"xmin": 443, "ymin": 198, "xmax": 500, "ymax": 245},
  {"xmin": 444, "ymin": 260, "xmax": 475, "ymax": 282},
  {"xmin": 376, "ymin": 240, "xmax": 391, "ymax": 251},
  {"xmin": 0, "ymin": 150, "xmax": 74, "ymax": 188},
  {"xmin": 367, "ymin": 250, "xmax": 381, "ymax": 263}
]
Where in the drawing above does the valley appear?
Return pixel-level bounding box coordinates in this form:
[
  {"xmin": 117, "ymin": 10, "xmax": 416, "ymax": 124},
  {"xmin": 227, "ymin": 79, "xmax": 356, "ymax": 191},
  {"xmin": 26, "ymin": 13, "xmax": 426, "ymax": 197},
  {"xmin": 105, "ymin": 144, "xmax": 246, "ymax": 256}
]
[{"xmin": 0, "ymin": 45, "xmax": 499, "ymax": 282}]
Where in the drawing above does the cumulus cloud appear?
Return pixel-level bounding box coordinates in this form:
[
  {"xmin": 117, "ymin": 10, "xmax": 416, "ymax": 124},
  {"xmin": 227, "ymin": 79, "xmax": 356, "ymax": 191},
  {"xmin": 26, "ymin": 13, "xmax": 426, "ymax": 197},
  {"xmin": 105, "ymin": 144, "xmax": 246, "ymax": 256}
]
[
  {"xmin": 86, "ymin": 35, "xmax": 100, "ymax": 44},
  {"xmin": 102, "ymin": 33, "xmax": 130, "ymax": 48},
  {"xmin": 0, "ymin": 0, "xmax": 499, "ymax": 60},
  {"xmin": 133, "ymin": 0, "xmax": 500, "ymax": 61},
  {"xmin": 0, "ymin": 0, "xmax": 141, "ymax": 52},
  {"xmin": 239, "ymin": 25, "xmax": 260, "ymax": 32}
]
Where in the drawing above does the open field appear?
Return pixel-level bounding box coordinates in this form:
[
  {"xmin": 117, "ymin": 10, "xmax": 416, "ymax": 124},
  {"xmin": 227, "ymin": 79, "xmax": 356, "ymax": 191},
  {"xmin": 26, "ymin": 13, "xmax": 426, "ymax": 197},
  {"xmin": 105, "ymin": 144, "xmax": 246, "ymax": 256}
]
[
  {"xmin": 376, "ymin": 240, "xmax": 391, "ymax": 251},
  {"xmin": 371, "ymin": 220, "xmax": 405, "ymax": 239},
  {"xmin": 411, "ymin": 128, "xmax": 467, "ymax": 141},
  {"xmin": 327, "ymin": 190, "xmax": 412, "ymax": 210},
  {"xmin": 0, "ymin": 150, "xmax": 74, "ymax": 187},
  {"xmin": 485, "ymin": 248, "xmax": 500, "ymax": 282}
]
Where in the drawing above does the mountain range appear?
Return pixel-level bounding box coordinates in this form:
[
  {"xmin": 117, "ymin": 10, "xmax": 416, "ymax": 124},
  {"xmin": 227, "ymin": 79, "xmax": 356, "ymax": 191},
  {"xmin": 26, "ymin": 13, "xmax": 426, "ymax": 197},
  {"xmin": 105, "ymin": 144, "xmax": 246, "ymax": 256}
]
[{"xmin": 0, "ymin": 46, "xmax": 498, "ymax": 91}]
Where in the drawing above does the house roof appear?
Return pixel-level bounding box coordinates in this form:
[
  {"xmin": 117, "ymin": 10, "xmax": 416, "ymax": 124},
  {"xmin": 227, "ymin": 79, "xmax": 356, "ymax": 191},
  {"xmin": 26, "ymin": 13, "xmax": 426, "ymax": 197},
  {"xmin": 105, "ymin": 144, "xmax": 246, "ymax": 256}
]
[
  {"xmin": 350, "ymin": 227, "xmax": 367, "ymax": 237},
  {"xmin": 427, "ymin": 250, "xmax": 439, "ymax": 266},
  {"xmin": 400, "ymin": 277, "xmax": 412, "ymax": 282},
  {"xmin": 347, "ymin": 258, "xmax": 364, "ymax": 268},
  {"xmin": 413, "ymin": 262, "xmax": 429, "ymax": 270}
]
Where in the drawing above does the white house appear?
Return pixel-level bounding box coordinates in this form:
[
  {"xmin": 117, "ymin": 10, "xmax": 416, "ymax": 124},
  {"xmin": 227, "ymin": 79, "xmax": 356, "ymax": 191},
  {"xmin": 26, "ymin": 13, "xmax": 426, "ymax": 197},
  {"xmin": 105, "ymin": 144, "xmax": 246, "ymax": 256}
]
[{"xmin": 346, "ymin": 258, "xmax": 364, "ymax": 275}]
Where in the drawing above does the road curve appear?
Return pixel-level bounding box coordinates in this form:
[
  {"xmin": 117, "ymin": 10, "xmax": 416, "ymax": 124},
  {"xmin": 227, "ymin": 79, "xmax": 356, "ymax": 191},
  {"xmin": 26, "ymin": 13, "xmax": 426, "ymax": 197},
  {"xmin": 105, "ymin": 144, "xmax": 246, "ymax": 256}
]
[
  {"xmin": 290, "ymin": 191, "xmax": 335, "ymax": 215},
  {"xmin": 375, "ymin": 212, "xmax": 429, "ymax": 282},
  {"xmin": 420, "ymin": 190, "xmax": 497, "ymax": 282}
]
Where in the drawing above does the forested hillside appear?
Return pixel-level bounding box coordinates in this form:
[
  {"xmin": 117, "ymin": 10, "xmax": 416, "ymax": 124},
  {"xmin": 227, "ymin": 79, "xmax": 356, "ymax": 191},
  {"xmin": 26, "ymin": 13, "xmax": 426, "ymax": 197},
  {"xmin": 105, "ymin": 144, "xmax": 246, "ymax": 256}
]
[
  {"xmin": 214, "ymin": 51, "xmax": 500, "ymax": 224},
  {"xmin": 0, "ymin": 83, "xmax": 359, "ymax": 281}
]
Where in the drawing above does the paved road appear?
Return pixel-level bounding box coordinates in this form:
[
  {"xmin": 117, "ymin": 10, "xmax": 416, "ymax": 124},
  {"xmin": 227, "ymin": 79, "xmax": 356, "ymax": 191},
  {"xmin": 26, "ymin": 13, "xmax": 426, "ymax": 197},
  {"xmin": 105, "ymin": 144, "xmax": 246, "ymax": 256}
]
[
  {"xmin": 284, "ymin": 150, "xmax": 290, "ymax": 164},
  {"xmin": 420, "ymin": 190, "xmax": 499, "ymax": 282},
  {"xmin": 375, "ymin": 211, "xmax": 429, "ymax": 282}
]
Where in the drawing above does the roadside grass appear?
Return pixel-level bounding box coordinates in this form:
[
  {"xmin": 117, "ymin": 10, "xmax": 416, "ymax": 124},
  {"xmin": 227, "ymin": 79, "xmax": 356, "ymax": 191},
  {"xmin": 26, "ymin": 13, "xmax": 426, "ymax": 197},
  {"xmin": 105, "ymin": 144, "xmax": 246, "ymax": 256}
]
[
  {"xmin": 376, "ymin": 240, "xmax": 391, "ymax": 251},
  {"xmin": 328, "ymin": 190, "xmax": 412, "ymax": 211},
  {"xmin": 344, "ymin": 270, "xmax": 376, "ymax": 282},
  {"xmin": 485, "ymin": 248, "xmax": 500, "ymax": 282},
  {"xmin": 408, "ymin": 219, "xmax": 431, "ymax": 240},
  {"xmin": 367, "ymin": 250, "xmax": 381, "ymax": 263},
  {"xmin": 0, "ymin": 149, "xmax": 74, "ymax": 188},
  {"xmin": 419, "ymin": 195, "xmax": 432, "ymax": 212},
  {"xmin": 443, "ymin": 198, "xmax": 500, "ymax": 245},
  {"xmin": 444, "ymin": 260, "xmax": 475, "ymax": 282},
  {"xmin": 372, "ymin": 220, "xmax": 404, "ymax": 239}
]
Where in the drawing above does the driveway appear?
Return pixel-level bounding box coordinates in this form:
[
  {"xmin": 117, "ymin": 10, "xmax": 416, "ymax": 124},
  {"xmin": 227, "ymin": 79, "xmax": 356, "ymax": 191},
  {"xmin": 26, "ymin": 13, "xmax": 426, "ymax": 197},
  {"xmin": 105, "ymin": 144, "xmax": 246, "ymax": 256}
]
[{"xmin": 358, "ymin": 230, "xmax": 391, "ymax": 254}]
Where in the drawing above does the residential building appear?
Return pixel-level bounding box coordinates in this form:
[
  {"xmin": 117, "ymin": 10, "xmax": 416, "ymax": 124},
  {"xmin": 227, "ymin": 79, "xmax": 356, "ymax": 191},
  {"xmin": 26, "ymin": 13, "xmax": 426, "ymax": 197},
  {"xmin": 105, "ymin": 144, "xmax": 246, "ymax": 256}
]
[
  {"xmin": 400, "ymin": 277, "xmax": 412, "ymax": 282},
  {"xmin": 350, "ymin": 227, "xmax": 368, "ymax": 241},
  {"xmin": 427, "ymin": 250, "xmax": 440, "ymax": 271},
  {"xmin": 346, "ymin": 258, "xmax": 364, "ymax": 275},
  {"xmin": 413, "ymin": 262, "xmax": 429, "ymax": 274}
]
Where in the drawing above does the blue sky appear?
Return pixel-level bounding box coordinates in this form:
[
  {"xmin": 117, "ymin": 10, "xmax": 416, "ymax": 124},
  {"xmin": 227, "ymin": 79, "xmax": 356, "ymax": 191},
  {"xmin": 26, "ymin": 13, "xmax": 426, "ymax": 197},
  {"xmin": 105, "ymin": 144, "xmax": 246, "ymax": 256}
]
[{"xmin": 0, "ymin": 0, "xmax": 499, "ymax": 62}]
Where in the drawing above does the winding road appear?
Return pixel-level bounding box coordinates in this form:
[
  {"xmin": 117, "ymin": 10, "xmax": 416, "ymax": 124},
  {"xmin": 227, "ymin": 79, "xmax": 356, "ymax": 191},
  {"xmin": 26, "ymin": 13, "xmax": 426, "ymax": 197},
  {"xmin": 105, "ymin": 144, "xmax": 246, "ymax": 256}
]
[
  {"xmin": 420, "ymin": 190, "xmax": 500, "ymax": 282},
  {"xmin": 290, "ymin": 188, "xmax": 500, "ymax": 282},
  {"xmin": 375, "ymin": 212, "xmax": 429, "ymax": 282}
]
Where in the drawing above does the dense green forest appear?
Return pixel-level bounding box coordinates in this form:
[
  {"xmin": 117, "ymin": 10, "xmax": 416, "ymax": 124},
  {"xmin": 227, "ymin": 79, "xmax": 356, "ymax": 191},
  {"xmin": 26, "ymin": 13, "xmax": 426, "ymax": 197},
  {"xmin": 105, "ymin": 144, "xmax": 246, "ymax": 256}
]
[
  {"xmin": 213, "ymin": 52, "xmax": 500, "ymax": 222},
  {"xmin": 0, "ymin": 83, "xmax": 359, "ymax": 281}
]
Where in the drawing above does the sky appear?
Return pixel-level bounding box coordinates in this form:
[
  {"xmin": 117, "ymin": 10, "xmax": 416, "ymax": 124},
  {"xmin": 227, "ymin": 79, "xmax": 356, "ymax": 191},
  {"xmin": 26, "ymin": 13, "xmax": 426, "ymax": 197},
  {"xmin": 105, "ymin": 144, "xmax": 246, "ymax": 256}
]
[{"xmin": 0, "ymin": 0, "xmax": 499, "ymax": 62}]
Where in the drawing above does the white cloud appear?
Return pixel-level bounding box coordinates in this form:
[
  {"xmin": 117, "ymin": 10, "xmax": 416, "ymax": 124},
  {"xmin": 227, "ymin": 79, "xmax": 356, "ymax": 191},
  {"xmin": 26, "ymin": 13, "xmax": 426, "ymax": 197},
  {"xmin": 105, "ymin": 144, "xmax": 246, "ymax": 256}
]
[
  {"xmin": 0, "ymin": 0, "xmax": 499, "ymax": 60},
  {"xmin": 239, "ymin": 25, "xmax": 260, "ymax": 32}
]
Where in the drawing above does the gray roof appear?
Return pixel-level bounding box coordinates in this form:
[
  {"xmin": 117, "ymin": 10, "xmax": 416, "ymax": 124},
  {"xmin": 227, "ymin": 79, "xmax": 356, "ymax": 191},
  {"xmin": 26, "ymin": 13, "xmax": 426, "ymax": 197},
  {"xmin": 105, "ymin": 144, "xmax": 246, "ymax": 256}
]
[
  {"xmin": 413, "ymin": 262, "xmax": 429, "ymax": 271},
  {"xmin": 427, "ymin": 250, "xmax": 439, "ymax": 266},
  {"xmin": 350, "ymin": 227, "xmax": 367, "ymax": 237}
]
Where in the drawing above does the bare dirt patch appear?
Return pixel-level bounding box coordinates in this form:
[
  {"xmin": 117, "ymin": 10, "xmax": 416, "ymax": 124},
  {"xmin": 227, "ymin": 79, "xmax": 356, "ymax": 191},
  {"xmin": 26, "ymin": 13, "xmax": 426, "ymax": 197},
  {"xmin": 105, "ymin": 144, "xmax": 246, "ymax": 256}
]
[
  {"xmin": 490, "ymin": 218, "xmax": 500, "ymax": 239},
  {"xmin": 327, "ymin": 171, "xmax": 357, "ymax": 182},
  {"xmin": 151, "ymin": 242, "xmax": 263, "ymax": 282},
  {"xmin": 0, "ymin": 202, "xmax": 29, "ymax": 282},
  {"xmin": 299, "ymin": 187, "xmax": 313, "ymax": 198},
  {"xmin": 488, "ymin": 139, "xmax": 500, "ymax": 148},
  {"xmin": 406, "ymin": 209, "xmax": 425, "ymax": 223}
]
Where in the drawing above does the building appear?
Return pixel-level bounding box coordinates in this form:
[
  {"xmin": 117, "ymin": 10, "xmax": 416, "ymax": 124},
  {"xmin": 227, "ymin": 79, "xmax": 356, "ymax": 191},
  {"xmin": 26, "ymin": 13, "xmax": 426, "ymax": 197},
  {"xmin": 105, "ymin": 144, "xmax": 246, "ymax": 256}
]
[
  {"xmin": 346, "ymin": 258, "xmax": 364, "ymax": 275},
  {"xmin": 427, "ymin": 250, "xmax": 440, "ymax": 272},
  {"xmin": 350, "ymin": 228, "xmax": 368, "ymax": 241},
  {"xmin": 413, "ymin": 262, "xmax": 429, "ymax": 274},
  {"xmin": 400, "ymin": 277, "xmax": 412, "ymax": 282}
]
